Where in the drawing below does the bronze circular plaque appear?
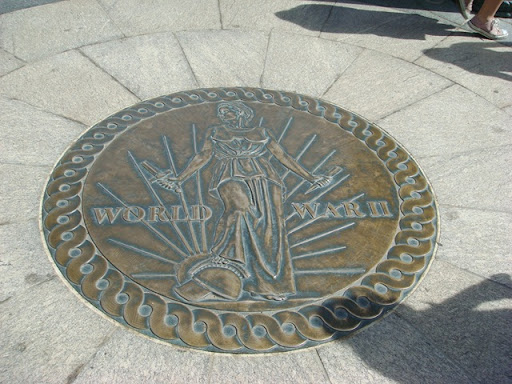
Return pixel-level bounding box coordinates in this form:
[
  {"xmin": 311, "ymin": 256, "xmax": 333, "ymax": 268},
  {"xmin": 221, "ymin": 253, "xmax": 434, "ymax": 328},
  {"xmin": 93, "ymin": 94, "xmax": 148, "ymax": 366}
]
[{"xmin": 41, "ymin": 88, "xmax": 438, "ymax": 353}]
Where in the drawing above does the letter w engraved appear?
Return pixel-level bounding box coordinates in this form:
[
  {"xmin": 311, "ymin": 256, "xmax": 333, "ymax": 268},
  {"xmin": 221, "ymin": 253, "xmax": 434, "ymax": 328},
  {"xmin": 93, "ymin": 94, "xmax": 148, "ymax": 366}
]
[
  {"xmin": 93, "ymin": 207, "xmax": 123, "ymax": 224},
  {"xmin": 292, "ymin": 203, "xmax": 319, "ymax": 219}
]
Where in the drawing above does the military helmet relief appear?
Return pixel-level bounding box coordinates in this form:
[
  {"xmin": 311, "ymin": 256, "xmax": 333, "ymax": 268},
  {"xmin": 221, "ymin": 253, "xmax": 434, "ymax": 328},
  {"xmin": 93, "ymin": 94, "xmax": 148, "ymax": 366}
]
[{"xmin": 42, "ymin": 88, "xmax": 438, "ymax": 353}]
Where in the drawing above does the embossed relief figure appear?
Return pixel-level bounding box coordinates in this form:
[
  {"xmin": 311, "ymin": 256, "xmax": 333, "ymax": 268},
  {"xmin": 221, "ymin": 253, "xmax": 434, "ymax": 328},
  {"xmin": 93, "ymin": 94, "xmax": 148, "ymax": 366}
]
[{"xmin": 157, "ymin": 102, "xmax": 331, "ymax": 302}]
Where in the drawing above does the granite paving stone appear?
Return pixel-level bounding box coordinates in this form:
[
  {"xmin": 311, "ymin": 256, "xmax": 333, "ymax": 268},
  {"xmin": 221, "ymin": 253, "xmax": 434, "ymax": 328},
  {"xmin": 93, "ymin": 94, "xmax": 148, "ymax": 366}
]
[
  {"xmin": 72, "ymin": 330, "xmax": 211, "ymax": 384},
  {"xmin": 209, "ymin": 350, "xmax": 330, "ymax": 384},
  {"xmin": 323, "ymin": 49, "xmax": 452, "ymax": 121},
  {"xmin": 0, "ymin": 0, "xmax": 66, "ymax": 15},
  {"xmin": 0, "ymin": 96, "xmax": 85, "ymax": 166},
  {"xmin": 340, "ymin": 13, "xmax": 457, "ymax": 62},
  {"xmin": 0, "ymin": 220, "xmax": 56, "ymax": 302},
  {"xmin": 405, "ymin": 0, "xmax": 482, "ymax": 32},
  {"xmin": 221, "ymin": 0, "xmax": 333, "ymax": 36},
  {"xmin": 0, "ymin": 0, "xmax": 123, "ymax": 62},
  {"xmin": 319, "ymin": 2, "xmax": 406, "ymax": 39},
  {"xmin": 377, "ymin": 84, "xmax": 512, "ymax": 157},
  {"xmin": 0, "ymin": 50, "xmax": 140, "ymax": 125},
  {"xmin": 0, "ymin": 48, "xmax": 24, "ymax": 77},
  {"xmin": 321, "ymin": 3, "xmax": 456, "ymax": 62},
  {"xmin": 318, "ymin": 313, "xmax": 473, "ymax": 384},
  {"xmin": 176, "ymin": 30, "xmax": 268, "ymax": 89},
  {"xmin": 437, "ymin": 205, "xmax": 512, "ymax": 288},
  {"xmin": 396, "ymin": 260, "xmax": 512, "ymax": 384},
  {"xmin": 261, "ymin": 31, "xmax": 363, "ymax": 97},
  {"xmin": 418, "ymin": 146, "xmax": 512, "ymax": 213},
  {"xmin": 403, "ymin": 0, "xmax": 463, "ymax": 19},
  {"xmin": 96, "ymin": 0, "xmax": 221, "ymax": 36},
  {"xmin": 0, "ymin": 163, "xmax": 52, "ymax": 225},
  {"xmin": 81, "ymin": 33, "xmax": 198, "ymax": 100},
  {"xmin": 416, "ymin": 0, "xmax": 471, "ymax": 24},
  {"xmin": 502, "ymin": 17, "xmax": 512, "ymax": 29},
  {"xmin": 0, "ymin": 279, "xmax": 116, "ymax": 383},
  {"xmin": 416, "ymin": 35, "xmax": 512, "ymax": 108}
]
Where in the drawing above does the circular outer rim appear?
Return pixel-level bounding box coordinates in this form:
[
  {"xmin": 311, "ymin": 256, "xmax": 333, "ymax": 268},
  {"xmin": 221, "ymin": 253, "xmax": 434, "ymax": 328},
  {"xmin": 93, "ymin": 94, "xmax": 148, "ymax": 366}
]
[{"xmin": 41, "ymin": 87, "xmax": 439, "ymax": 353}]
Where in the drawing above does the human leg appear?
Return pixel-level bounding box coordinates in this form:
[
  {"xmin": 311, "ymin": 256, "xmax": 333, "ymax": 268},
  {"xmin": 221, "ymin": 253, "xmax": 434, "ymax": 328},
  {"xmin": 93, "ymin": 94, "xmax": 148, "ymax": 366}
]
[
  {"xmin": 457, "ymin": 0, "xmax": 474, "ymax": 19},
  {"xmin": 475, "ymin": 0, "xmax": 505, "ymax": 21},
  {"xmin": 469, "ymin": 0, "xmax": 508, "ymax": 39}
]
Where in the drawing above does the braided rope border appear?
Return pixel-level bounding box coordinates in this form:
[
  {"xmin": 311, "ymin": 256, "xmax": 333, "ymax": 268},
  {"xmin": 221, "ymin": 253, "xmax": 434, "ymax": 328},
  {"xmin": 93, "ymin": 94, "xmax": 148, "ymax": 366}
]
[{"xmin": 41, "ymin": 87, "xmax": 438, "ymax": 353}]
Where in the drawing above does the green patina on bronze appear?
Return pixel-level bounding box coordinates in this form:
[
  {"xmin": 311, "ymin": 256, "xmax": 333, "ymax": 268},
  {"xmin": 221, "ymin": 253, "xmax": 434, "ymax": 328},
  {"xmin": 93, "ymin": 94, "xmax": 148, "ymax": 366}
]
[{"xmin": 41, "ymin": 88, "xmax": 439, "ymax": 353}]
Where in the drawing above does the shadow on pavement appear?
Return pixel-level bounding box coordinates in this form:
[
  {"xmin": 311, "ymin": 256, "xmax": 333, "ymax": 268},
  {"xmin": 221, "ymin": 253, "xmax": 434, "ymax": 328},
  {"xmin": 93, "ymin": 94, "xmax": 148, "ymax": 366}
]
[
  {"xmin": 339, "ymin": 274, "xmax": 512, "ymax": 383},
  {"xmin": 423, "ymin": 41, "xmax": 512, "ymax": 81},
  {"xmin": 309, "ymin": 0, "xmax": 458, "ymax": 13},
  {"xmin": 275, "ymin": 4, "xmax": 464, "ymax": 40},
  {"xmin": 0, "ymin": 0, "xmax": 64, "ymax": 15}
]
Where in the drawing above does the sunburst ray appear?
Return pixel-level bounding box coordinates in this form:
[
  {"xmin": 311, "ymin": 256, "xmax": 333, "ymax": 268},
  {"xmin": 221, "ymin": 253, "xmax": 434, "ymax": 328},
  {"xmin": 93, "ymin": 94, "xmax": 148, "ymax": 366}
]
[
  {"xmin": 162, "ymin": 136, "xmax": 201, "ymax": 254},
  {"xmin": 290, "ymin": 222, "xmax": 355, "ymax": 249},
  {"xmin": 280, "ymin": 134, "xmax": 317, "ymax": 182},
  {"xmin": 191, "ymin": 126, "xmax": 209, "ymax": 254},
  {"xmin": 278, "ymin": 116, "xmax": 293, "ymax": 143},
  {"xmin": 292, "ymin": 246, "xmax": 347, "ymax": 260},
  {"xmin": 128, "ymin": 151, "xmax": 194, "ymax": 255},
  {"xmin": 109, "ymin": 238, "xmax": 178, "ymax": 264},
  {"xmin": 285, "ymin": 149, "xmax": 336, "ymax": 201}
]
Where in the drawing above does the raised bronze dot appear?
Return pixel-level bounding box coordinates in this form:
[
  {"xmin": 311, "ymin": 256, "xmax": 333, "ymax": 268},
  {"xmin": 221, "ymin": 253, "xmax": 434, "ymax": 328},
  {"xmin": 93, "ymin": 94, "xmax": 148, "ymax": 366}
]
[{"xmin": 41, "ymin": 88, "xmax": 438, "ymax": 353}]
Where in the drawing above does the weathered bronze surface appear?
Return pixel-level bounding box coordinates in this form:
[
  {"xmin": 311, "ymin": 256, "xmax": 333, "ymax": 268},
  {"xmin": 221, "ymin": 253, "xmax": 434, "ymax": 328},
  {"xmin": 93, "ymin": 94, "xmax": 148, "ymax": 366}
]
[{"xmin": 41, "ymin": 88, "xmax": 439, "ymax": 353}]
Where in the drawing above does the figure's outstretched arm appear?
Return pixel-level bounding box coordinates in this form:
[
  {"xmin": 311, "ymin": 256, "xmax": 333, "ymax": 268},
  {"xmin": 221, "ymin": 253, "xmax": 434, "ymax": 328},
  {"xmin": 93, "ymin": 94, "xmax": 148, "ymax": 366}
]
[
  {"xmin": 266, "ymin": 132, "xmax": 332, "ymax": 190},
  {"xmin": 267, "ymin": 138, "xmax": 315, "ymax": 182},
  {"xmin": 157, "ymin": 129, "xmax": 214, "ymax": 185},
  {"xmin": 176, "ymin": 132, "xmax": 214, "ymax": 182}
]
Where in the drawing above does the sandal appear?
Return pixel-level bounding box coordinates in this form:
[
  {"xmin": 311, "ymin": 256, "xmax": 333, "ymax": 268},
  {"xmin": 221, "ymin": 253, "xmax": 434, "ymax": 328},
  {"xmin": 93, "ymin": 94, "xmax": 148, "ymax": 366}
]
[
  {"xmin": 457, "ymin": 0, "xmax": 474, "ymax": 19},
  {"xmin": 468, "ymin": 17, "xmax": 509, "ymax": 40}
]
